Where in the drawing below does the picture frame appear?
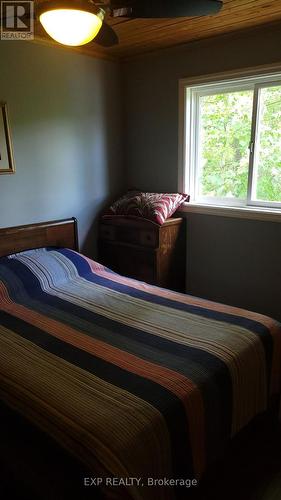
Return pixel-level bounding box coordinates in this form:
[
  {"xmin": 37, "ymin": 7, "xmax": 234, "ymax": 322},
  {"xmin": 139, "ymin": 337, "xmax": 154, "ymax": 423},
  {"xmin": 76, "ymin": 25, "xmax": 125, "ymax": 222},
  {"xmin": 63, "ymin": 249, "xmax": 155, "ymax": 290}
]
[{"xmin": 0, "ymin": 102, "xmax": 15, "ymax": 175}]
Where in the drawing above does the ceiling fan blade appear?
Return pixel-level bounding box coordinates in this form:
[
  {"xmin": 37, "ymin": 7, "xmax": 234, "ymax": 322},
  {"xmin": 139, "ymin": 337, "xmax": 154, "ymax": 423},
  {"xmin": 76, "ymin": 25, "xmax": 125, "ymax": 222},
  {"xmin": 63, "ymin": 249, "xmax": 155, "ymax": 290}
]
[
  {"xmin": 111, "ymin": 0, "xmax": 223, "ymax": 18},
  {"xmin": 94, "ymin": 21, "xmax": 119, "ymax": 47}
]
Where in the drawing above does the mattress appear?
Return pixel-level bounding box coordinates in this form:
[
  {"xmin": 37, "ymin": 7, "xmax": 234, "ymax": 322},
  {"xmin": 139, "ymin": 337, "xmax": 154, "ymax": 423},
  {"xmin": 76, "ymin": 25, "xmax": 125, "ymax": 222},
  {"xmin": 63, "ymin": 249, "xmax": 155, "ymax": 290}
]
[{"xmin": 0, "ymin": 247, "xmax": 280, "ymax": 500}]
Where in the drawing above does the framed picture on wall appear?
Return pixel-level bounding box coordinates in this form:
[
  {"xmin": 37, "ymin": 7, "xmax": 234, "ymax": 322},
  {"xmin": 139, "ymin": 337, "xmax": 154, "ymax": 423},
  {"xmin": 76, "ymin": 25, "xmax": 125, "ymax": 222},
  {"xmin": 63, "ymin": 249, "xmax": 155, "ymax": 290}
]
[{"xmin": 0, "ymin": 102, "xmax": 15, "ymax": 175}]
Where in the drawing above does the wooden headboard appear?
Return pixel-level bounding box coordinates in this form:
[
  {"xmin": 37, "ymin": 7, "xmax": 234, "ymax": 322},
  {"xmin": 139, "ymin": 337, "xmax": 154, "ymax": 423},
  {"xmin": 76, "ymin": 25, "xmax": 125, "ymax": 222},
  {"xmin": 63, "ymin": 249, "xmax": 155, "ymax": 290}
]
[{"xmin": 0, "ymin": 218, "xmax": 79, "ymax": 258}]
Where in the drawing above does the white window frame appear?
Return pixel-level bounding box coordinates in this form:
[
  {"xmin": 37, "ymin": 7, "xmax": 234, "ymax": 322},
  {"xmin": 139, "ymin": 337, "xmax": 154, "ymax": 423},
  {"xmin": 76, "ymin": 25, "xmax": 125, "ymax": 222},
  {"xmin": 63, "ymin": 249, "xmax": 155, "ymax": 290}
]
[{"xmin": 178, "ymin": 65, "xmax": 281, "ymax": 217}]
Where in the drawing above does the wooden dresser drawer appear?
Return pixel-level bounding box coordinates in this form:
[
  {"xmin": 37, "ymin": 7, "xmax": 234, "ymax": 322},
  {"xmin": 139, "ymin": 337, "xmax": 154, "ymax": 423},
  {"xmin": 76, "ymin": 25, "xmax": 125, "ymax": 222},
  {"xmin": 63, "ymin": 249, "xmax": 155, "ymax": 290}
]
[
  {"xmin": 139, "ymin": 229, "xmax": 157, "ymax": 247},
  {"xmin": 100, "ymin": 225, "xmax": 116, "ymax": 241},
  {"xmin": 118, "ymin": 247, "xmax": 155, "ymax": 283},
  {"xmin": 98, "ymin": 217, "xmax": 186, "ymax": 292},
  {"xmin": 99, "ymin": 241, "xmax": 156, "ymax": 284},
  {"xmin": 100, "ymin": 222, "xmax": 158, "ymax": 248}
]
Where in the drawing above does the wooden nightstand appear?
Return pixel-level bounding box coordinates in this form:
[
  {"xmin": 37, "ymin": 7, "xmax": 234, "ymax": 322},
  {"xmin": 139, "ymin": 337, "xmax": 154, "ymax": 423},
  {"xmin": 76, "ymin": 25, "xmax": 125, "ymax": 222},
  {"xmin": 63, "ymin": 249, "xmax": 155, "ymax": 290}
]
[{"xmin": 98, "ymin": 217, "xmax": 186, "ymax": 292}]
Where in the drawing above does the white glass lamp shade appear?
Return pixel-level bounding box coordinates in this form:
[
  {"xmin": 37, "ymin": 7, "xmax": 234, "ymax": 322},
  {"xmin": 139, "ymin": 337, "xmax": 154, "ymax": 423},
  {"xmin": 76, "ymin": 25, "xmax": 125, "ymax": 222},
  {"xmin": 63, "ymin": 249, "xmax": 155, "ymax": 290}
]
[{"xmin": 39, "ymin": 8, "xmax": 103, "ymax": 46}]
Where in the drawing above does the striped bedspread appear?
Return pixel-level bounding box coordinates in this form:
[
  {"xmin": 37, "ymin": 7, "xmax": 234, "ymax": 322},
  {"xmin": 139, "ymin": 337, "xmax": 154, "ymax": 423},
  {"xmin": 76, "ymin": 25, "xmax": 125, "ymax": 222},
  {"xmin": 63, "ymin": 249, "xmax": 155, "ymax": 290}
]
[{"xmin": 0, "ymin": 248, "xmax": 280, "ymax": 500}]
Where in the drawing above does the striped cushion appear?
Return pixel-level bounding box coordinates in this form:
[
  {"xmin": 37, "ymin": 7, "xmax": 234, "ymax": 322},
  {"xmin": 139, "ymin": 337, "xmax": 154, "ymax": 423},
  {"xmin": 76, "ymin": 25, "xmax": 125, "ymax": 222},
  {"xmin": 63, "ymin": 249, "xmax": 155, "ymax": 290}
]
[{"xmin": 103, "ymin": 191, "xmax": 189, "ymax": 225}]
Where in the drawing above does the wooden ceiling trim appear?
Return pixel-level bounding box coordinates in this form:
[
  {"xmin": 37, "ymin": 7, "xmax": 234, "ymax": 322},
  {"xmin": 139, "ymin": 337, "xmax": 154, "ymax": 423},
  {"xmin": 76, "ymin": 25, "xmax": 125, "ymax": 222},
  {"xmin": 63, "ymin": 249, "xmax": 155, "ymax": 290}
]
[
  {"xmin": 113, "ymin": 1, "xmax": 281, "ymax": 44},
  {"xmin": 111, "ymin": 13, "xmax": 281, "ymax": 56},
  {"xmin": 117, "ymin": 19, "xmax": 281, "ymax": 59}
]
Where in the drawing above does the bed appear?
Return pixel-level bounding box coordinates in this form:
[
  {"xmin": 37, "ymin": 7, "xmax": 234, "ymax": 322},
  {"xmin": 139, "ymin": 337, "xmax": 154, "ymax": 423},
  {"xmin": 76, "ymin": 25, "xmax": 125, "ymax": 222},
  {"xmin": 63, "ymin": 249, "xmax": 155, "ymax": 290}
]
[{"xmin": 0, "ymin": 218, "xmax": 281, "ymax": 500}]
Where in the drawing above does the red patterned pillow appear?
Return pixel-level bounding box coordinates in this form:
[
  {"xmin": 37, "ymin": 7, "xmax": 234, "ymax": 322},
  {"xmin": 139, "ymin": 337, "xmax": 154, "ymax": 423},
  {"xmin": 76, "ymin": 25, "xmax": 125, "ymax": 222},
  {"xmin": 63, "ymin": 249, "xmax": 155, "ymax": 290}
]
[{"xmin": 103, "ymin": 191, "xmax": 189, "ymax": 225}]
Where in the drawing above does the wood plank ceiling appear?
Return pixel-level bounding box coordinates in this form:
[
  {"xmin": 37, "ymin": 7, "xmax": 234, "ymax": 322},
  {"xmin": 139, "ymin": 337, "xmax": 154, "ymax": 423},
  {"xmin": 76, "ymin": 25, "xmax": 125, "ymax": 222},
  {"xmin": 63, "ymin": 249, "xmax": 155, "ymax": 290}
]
[{"xmin": 33, "ymin": 0, "xmax": 281, "ymax": 60}]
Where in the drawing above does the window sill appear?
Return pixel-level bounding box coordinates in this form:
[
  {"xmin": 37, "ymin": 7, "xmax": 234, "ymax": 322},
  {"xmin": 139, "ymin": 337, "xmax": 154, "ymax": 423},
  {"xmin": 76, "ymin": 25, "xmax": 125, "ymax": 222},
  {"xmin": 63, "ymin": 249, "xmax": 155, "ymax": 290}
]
[{"xmin": 178, "ymin": 202, "xmax": 281, "ymax": 223}]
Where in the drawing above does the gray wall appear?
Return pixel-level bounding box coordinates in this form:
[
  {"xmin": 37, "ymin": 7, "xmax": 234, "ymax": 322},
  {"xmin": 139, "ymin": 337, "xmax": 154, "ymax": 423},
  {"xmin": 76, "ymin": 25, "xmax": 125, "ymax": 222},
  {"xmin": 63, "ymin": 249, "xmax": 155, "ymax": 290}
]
[
  {"xmin": 0, "ymin": 41, "xmax": 124, "ymax": 256},
  {"xmin": 125, "ymin": 24, "xmax": 281, "ymax": 321}
]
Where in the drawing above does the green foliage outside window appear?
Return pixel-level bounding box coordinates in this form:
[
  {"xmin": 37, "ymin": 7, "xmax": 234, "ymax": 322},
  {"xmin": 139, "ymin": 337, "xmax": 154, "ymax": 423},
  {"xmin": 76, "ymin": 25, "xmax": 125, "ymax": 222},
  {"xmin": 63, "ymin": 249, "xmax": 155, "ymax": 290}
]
[{"xmin": 199, "ymin": 87, "xmax": 281, "ymax": 202}]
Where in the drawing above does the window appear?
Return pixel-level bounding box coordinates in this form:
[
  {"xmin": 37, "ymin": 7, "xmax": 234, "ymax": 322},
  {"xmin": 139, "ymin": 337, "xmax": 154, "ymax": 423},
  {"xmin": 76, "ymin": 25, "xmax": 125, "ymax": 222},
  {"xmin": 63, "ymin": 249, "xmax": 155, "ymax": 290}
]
[{"xmin": 180, "ymin": 72, "xmax": 281, "ymax": 210}]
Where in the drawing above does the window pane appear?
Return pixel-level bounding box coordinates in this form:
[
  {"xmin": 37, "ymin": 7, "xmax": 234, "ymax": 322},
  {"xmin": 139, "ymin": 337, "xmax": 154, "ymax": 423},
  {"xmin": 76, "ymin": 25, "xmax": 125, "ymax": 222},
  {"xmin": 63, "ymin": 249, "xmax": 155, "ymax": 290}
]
[
  {"xmin": 253, "ymin": 85, "xmax": 281, "ymax": 203},
  {"xmin": 198, "ymin": 90, "xmax": 253, "ymax": 200}
]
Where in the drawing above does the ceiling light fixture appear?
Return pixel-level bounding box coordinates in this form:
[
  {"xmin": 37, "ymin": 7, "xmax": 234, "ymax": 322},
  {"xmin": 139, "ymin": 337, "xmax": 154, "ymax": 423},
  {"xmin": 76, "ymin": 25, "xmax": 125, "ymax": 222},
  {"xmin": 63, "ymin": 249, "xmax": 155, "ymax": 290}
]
[{"xmin": 38, "ymin": 1, "xmax": 105, "ymax": 47}]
